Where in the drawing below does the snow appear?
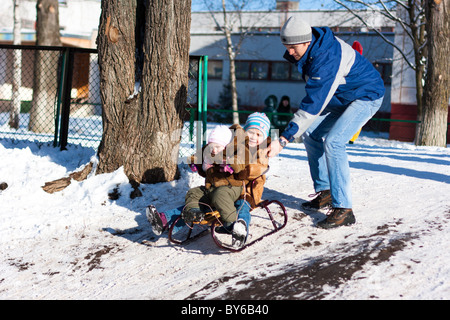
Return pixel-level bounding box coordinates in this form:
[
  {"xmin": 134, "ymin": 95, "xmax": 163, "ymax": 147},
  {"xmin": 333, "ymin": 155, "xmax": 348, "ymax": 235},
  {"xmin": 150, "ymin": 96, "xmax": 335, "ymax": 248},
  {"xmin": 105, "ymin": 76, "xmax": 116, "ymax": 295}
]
[{"xmin": 0, "ymin": 130, "xmax": 449, "ymax": 301}]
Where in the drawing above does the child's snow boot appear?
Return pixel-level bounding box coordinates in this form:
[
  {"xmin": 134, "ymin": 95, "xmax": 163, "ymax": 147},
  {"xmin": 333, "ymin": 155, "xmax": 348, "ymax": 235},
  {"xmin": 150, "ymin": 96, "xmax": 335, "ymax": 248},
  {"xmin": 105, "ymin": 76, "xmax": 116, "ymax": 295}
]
[
  {"xmin": 214, "ymin": 222, "xmax": 234, "ymax": 234},
  {"xmin": 232, "ymin": 219, "xmax": 248, "ymax": 248},
  {"xmin": 181, "ymin": 207, "xmax": 206, "ymax": 224},
  {"xmin": 146, "ymin": 205, "xmax": 168, "ymax": 235}
]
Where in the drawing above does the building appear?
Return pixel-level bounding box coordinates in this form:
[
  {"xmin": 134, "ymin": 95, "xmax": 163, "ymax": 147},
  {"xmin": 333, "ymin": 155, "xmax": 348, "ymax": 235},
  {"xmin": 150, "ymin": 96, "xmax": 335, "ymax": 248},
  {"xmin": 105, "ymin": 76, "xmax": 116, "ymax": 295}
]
[
  {"xmin": 0, "ymin": 0, "xmax": 99, "ymax": 48},
  {"xmin": 1, "ymin": 1, "xmax": 399, "ymax": 132},
  {"xmin": 190, "ymin": 5, "xmax": 395, "ymax": 117}
]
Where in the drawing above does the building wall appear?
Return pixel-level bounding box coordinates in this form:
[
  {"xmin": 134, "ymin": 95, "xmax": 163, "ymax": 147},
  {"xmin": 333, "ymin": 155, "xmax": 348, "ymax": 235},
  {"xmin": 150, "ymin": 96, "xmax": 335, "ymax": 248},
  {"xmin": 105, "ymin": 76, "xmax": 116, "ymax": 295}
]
[{"xmin": 191, "ymin": 30, "xmax": 394, "ymax": 112}]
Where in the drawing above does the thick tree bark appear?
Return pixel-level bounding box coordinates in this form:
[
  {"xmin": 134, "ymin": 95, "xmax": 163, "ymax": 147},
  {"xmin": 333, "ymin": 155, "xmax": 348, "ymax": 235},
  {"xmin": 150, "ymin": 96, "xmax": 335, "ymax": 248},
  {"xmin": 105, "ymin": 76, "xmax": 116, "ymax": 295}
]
[
  {"xmin": 417, "ymin": 0, "xmax": 449, "ymax": 146},
  {"xmin": 96, "ymin": 0, "xmax": 191, "ymax": 184}
]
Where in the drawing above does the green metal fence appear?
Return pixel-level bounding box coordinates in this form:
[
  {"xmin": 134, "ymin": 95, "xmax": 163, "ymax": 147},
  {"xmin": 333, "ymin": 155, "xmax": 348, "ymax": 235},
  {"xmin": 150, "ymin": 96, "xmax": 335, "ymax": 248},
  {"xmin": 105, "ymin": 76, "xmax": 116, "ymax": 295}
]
[
  {"xmin": 0, "ymin": 44, "xmax": 208, "ymax": 159},
  {"xmin": 179, "ymin": 55, "xmax": 208, "ymax": 159},
  {"xmin": 0, "ymin": 45, "xmax": 101, "ymax": 148}
]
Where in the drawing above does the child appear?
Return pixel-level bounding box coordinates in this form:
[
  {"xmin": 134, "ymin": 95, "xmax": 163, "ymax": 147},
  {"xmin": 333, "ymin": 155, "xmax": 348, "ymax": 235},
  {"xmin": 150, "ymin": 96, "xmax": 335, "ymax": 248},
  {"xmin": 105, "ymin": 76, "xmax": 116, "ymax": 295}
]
[
  {"xmin": 145, "ymin": 125, "xmax": 233, "ymax": 235},
  {"xmin": 197, "ymin": 125, "xmax": 233, "ymax": 173},
  {"xmin": 146, "ymin": 112, "xmax": 271, "ymax": 248}
]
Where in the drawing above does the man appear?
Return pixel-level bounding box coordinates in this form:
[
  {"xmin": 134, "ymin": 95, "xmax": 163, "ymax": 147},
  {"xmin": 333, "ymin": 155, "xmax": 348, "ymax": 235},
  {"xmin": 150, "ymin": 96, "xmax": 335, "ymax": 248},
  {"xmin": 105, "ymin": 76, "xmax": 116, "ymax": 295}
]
[{"xmin": 268, "ymin": 16, "xmax": 385, "ymax": 229}]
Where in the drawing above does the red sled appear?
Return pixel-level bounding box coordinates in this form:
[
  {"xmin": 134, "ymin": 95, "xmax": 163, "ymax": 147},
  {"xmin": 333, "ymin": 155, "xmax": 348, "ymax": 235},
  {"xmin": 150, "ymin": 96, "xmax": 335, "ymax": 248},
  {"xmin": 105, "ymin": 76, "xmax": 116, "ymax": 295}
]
[{"xmin": 167, "ymin": 198, "xmax": 288, "ymax": 252}]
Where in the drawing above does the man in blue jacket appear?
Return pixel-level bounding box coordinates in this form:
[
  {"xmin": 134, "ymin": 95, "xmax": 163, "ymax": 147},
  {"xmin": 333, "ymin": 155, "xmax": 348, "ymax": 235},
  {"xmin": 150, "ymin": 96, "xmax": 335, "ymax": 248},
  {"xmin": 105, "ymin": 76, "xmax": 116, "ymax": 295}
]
[{"xmin": 268, "ymin": 16, "xmax": 385, "ymax": 229}]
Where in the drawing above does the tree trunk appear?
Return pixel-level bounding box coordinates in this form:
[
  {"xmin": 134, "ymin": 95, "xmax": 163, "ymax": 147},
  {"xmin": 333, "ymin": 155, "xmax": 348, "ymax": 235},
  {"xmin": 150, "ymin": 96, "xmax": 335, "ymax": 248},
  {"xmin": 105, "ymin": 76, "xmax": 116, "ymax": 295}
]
[
  {"xmin": 28, "ymin": 0, "xmax": 62, "ymax": 133},
  {"xmin": 96, "ymin": 0, "xmax": 191, "ymax": 184},
  {"xmin": 221, "ymin": 0, "xmax": 239, "ymax": 124},
  {"xmin": 228, "ymin": 50, "xmax": 239, "ymax": 125},
  {"xmin": 9, "ymin": 0, "xmax": 22, "ymax": 129},
  {"xmin": 417, "ymin": 0, "xmax": 449, "ymax": 146}
]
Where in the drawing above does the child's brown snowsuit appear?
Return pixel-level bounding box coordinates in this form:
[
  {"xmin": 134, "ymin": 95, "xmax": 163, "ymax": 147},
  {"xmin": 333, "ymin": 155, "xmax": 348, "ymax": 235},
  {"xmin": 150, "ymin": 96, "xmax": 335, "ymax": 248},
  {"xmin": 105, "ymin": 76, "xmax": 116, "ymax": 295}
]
[{"xmin": 187, "ymin": 124, "xmax": 270, "ymax": 223}]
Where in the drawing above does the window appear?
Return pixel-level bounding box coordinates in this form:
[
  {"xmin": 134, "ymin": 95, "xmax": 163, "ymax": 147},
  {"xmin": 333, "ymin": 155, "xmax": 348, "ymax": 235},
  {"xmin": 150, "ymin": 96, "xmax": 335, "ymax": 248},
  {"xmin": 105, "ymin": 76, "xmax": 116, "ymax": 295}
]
[
  {"xmin": 373, "ymin": 62, "xmax": 392, "ymax": 84},
  {"xmin": 236, "ymin": 60, "xmax": 302, "ymax": 81},
  {"xmin": 250, "ymin": 62, "xmax": 268, "ymax": 80},
  {"xmin": 236, "ymin": 61, "xmax": 250, "ymax": 79},
  {"xmin": 271, "ymin": 62, "xmax": 290, "ymax": 80},
  {"xmin": 207, "ymin": 60, "xmax": 223, "ymax": 79},
  {"xmin": 189, "ymin": 58, "xmax": 223, "ymax": 80},
  {"xmin": 290, "ymin": 64, "xmax": 302, "ymax": 81},
  {"xmin": 380, "ymin": 27, "xmax": 394, "ymax": 33}
]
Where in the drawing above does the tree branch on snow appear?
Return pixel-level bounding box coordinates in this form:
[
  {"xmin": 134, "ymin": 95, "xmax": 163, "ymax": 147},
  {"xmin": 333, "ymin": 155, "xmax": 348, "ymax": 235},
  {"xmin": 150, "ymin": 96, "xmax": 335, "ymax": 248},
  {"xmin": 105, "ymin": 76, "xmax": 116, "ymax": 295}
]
[{"xmin": 42, "ymin": 162, "xmax": 94, "ymax": 194}]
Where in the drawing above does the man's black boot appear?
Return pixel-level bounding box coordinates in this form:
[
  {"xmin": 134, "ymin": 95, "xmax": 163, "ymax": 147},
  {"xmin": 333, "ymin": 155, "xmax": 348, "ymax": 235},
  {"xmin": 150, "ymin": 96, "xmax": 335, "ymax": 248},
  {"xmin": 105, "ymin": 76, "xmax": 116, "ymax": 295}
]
[
  {"xmin": 317, "ymin": 208, "xmax": 355, "ymax": 229},
  {"xmin": 302, "ymin": 190, "xmax": 332, "ymax": 210}
]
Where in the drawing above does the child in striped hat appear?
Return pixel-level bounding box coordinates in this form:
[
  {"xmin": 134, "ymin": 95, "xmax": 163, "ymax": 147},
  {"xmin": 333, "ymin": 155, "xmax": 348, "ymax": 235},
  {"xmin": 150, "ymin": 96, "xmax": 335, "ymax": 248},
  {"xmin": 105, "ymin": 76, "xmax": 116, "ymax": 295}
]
[
  {"xmin": 243, "ymin": 112, "xmax": 271, "ymax": 147},
  {"xmin": 146, "ymin": 112, "xmax": 272, "ymax": 248}
]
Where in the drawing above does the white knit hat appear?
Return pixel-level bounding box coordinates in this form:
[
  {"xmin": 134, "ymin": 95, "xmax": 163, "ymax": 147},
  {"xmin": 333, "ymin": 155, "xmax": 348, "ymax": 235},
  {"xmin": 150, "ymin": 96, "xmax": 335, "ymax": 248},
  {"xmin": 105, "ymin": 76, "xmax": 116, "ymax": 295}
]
[
  {"xmin": 208, "ymin": 125, "xmax": 232, "ymax": 148},
  {"xmin": 280, "ymin": 16, "xmax": 312, "ymax": 45}
]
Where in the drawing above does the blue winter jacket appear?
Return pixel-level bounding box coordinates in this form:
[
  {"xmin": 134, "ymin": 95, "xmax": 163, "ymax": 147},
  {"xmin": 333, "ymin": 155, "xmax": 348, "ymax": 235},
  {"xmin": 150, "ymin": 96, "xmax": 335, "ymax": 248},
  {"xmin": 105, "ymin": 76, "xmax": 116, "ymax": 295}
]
[{"xmin": 281, "ymin": 27, "xmax": 385, "ymax": 141}]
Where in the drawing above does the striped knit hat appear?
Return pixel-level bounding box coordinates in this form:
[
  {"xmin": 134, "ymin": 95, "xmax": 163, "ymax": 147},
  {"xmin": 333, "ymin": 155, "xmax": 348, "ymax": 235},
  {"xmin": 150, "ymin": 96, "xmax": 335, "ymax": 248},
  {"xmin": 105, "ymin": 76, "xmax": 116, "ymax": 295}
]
[{"xmin": 244, "ymin": 112, "xmax": 271, "ymax": 140}]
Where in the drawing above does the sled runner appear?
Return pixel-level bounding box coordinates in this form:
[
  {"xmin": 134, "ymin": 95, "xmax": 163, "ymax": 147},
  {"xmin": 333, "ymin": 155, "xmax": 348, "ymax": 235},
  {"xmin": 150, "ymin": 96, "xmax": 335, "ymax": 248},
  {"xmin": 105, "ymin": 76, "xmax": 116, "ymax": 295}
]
[{"xmin": 167, "ymin": 198, "xmax": 288, "ymax": 252}]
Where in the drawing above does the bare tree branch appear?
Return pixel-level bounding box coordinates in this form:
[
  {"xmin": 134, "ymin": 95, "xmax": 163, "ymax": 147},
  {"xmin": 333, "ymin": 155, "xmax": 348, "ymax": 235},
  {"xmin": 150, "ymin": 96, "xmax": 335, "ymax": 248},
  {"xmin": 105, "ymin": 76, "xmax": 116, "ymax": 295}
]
[
  {"xmin": 336, "ymin": 0, "xmax": 416, "ymax": 42},
  {"xmin": 333, "ymin": 0, "xmax": 416, "ymax": 70}
]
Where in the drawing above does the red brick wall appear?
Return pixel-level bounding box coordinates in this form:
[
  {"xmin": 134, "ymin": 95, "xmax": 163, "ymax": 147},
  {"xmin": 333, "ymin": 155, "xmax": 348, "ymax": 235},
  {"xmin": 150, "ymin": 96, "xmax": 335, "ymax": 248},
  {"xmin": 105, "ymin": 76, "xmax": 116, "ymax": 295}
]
[{"xmin": 389, "ymin": 103, "xmax": 450, "ymax": 143}]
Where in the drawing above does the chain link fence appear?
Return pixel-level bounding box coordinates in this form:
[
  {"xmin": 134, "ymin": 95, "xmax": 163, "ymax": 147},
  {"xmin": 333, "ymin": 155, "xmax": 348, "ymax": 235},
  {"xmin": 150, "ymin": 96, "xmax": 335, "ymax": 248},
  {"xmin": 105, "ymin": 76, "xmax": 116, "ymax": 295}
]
[
  {"xmin": 0, "ymin": 44, "xmax": 207, "ymax": 159},
  {"xmin": 0, "ymin": 45, "xmax": 99, "ymax": 147}
]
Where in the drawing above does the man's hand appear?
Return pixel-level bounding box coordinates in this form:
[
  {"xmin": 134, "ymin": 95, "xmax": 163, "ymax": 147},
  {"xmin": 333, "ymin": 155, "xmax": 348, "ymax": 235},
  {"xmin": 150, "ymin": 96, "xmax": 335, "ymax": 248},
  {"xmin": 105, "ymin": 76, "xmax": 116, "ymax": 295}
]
[{"xmin": 268, "ymin": 138, "xmax": 287, "ymax": 158}]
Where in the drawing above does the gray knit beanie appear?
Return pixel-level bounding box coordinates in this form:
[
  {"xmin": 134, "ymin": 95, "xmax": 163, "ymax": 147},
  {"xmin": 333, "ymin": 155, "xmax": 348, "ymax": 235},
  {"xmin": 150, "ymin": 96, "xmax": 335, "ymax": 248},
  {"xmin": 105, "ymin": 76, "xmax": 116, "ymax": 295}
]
[{"xmin": 280, "ymin": 16, "xmax": 312, "ymax": 45}]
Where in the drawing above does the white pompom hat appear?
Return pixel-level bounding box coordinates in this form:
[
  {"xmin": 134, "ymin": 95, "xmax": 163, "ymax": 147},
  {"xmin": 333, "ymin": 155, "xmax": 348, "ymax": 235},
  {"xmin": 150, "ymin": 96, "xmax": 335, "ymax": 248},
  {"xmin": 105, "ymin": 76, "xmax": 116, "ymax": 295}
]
[{"xmin": 208, "ymin": 125, "xmax": 232, "ymax": 147}]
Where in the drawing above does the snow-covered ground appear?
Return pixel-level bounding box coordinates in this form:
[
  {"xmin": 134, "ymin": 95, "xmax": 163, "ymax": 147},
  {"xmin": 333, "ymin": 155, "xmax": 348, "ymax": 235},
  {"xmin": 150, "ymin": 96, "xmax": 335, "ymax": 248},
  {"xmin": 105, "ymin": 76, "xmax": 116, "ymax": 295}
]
[{"xmin": 0, "ymin": 131, "xmax": 449, "ymax": 301}]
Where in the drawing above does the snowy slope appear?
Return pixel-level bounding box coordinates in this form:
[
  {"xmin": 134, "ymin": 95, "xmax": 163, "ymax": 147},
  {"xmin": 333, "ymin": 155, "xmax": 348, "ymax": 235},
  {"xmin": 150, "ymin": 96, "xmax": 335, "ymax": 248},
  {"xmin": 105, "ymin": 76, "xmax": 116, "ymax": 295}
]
[{"xmin": 0, "ymin": 131, "xmax": 449, "ymax": 300}]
